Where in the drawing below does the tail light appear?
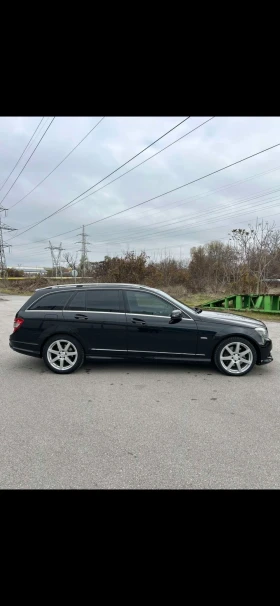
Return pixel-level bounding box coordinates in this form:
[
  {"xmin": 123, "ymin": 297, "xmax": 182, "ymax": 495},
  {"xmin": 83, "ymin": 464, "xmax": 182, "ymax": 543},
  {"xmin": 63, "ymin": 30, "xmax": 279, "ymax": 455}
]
[{"xmin": 13, "ymin": 317, "xmax": 24, "ymax": 332}]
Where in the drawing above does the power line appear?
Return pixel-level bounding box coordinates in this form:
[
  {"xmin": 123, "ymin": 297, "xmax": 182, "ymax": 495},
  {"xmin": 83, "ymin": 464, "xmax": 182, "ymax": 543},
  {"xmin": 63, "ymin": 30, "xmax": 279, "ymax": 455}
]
[
  {"xmin": 52, "ymin": 117, "xmax": 215, "ymax": 218},
  {"xmin": 11, "ymin": 188, "xmax": 280, "ymax": 252},
  {"xmin": 62, "ymin": 191, "xmax": 280, "ymax": 252},
  {"xmin": 76, "ymin": 182, "xmax": 280, "ymax": 246},
  {"xmin": 10, "ymin": 137, "xmax": 280, "ymax": 248},
  {"xmin": 8, "ymin": 117, "xmax": 105, "ymax": 211},
  {"xmin": 14, "ymin": 159, "xmax": 280, "ymax": 251},
  {"xmin": 105, "ymin": 194, "xmax": 280, "ymax": 246},
  {"xmin": 11, "ymin": 117, "xmax": 214, "ymax": 235},
  {"xmin": 119, "ymin": 161, "xmax": 280, "ymax": 224},
  {"xmin": 8, "ymin": 117, "xmax": 192, "ymax": 239},
  {"xmin": 31, "ymin": 117, "xmax": 52, "ymax": 142},
  {"xmin": 9, "ymin": 197, "xmax": 280, "ymax": 264},
  {"xmin": 0, "ymin": 117, "xmax": 55, "ymax": 206},
  {"xmin": 0, "ymin": 117, "xmax": 44, "ymax": 193}
]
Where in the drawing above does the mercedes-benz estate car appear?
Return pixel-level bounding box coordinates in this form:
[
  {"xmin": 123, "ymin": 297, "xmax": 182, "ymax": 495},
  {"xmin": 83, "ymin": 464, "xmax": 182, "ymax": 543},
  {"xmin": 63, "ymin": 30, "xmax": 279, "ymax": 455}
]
[{"xmin": 9, "ymin": 283, "xmax": 273, "ymax": 376}]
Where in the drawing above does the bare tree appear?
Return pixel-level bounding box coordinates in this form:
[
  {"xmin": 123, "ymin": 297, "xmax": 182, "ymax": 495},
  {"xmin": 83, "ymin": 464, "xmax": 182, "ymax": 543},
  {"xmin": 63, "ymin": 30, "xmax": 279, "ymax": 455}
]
[
  {"xmin": 230, "ymin": 220, "xmax": 280, "ymax": 293},
  {"xmin": 63, "ymin": 252, "xmax": 79, "ymax": 273}
]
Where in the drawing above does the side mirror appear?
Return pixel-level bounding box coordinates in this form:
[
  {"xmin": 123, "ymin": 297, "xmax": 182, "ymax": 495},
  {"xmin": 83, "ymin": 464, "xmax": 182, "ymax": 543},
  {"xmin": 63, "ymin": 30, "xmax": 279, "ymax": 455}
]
[{"xmin": 169, "ymin": 309, "xmax": 183, "ymax": 323}]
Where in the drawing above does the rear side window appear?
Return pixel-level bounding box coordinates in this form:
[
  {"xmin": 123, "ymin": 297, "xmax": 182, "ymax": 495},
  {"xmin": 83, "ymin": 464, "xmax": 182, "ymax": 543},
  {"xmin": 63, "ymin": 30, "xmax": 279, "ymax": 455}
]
[
  {"xmin": 65, "ymin": 291, "xmax": 86, "ymax": 311},
  {"xmin": 86, "ymin": 290, "xmax": 120, "ymax": 312},
  {"xmin": 29, "ymin": 291, "xmax": 71, "ymax": 310}
]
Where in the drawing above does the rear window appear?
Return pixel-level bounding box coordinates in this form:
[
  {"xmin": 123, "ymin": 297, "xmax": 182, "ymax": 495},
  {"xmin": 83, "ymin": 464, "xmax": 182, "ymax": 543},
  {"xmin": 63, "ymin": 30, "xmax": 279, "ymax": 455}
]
[
  {"xmin": 29, "ymin": 291, "xmax": 71, "ymax": 310},
  {"xmin": 66, "ymin": 291, "xmax": 86, "ymax": 311},
  {"xmin": 86, "ymin": 290, "xmax": 120, "ymax": 312}
]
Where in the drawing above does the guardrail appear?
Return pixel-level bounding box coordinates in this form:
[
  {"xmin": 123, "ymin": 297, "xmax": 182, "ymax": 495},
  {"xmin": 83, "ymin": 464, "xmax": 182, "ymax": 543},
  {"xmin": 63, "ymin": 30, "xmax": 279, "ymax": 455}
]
[
  {"xmin": 202, "ymin": 294, "xmax": 280, "ymax": 313},
  {"xmin": 0, "ymin": 276, "xmax": 92, "ymax": 280}
]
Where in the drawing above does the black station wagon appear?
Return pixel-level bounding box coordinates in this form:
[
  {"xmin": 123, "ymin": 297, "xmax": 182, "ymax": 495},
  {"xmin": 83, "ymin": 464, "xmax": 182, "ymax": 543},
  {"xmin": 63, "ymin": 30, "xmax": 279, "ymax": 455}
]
[{"xmin": 9, "ymin": 283, "xmax": 273, "ymax": 376}]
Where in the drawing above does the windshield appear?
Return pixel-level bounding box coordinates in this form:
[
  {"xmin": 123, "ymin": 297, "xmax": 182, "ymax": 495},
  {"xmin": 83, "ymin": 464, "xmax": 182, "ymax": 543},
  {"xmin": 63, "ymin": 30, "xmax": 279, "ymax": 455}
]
[{"xmin": 150, "ymin": 288, "xmax": 196, "ymax": 316}]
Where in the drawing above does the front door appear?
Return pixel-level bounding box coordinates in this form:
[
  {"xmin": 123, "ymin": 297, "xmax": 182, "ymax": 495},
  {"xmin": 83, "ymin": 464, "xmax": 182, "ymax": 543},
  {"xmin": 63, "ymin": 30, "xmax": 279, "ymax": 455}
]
[{"xmin": 124, "ymin": 289, "xmax": 198, "ymax": 358}]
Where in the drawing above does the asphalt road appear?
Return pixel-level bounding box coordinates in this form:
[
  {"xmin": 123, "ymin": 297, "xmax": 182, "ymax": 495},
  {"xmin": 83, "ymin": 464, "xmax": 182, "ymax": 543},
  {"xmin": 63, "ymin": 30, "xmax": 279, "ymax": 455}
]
[{"xmin": 0, "ymin": 295, "xmax": 279, "ymax": 489}]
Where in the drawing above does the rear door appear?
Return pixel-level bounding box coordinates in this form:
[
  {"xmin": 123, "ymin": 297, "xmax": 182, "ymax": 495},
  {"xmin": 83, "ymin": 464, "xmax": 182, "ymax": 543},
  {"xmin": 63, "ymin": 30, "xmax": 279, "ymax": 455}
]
[
  {"xmin": 62, "ymin": 290, "xmax": 91, "ymax": 353},
  {"xmin": 85, "ymin": 289, "xmax": 127, "ymax": 356},
  {"xmin": 62, "ymin": 288, "xmax": 127, "ymax": 357},
  {"xmin": 124, "ymin": 289, "xmax": 198, "ymax": 357}
]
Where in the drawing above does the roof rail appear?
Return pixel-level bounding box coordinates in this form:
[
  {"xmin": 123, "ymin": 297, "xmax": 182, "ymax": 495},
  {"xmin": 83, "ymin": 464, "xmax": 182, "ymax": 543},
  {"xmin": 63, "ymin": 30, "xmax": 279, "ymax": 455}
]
[{"xmin": 35, "ymin": 282, "xmax": 146, "ymax": 291}]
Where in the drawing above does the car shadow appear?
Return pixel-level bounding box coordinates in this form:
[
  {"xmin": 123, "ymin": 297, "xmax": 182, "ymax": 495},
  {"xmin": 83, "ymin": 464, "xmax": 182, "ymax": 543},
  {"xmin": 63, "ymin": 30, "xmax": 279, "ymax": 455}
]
[{"xmin": 12, "ymin": 356, "xmax": 272, "ymax": 377}]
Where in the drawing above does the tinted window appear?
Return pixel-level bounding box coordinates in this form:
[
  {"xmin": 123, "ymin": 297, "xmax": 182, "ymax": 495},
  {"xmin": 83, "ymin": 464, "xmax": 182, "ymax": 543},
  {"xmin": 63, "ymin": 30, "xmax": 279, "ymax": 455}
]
[
  {"xmin": 29, "ymin": 291, "xmax": 71, "ymax": 310},
  {"xmin": 86, "ymin": 290, "xmax": 120, "ymax": 312},
  {"xmin": 126, "ymin": 291, "xmax": 174, "ymax": 316},
  {"xmin": 66, "ymin": 291, "xmax": 86, "ymax": 311}
]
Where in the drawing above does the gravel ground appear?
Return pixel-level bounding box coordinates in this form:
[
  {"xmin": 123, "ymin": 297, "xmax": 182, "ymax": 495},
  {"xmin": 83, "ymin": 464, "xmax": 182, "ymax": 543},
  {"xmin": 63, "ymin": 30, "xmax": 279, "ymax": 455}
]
[{"xmin": 0, "ymin": 295, "xmax": 279, "ymax": 489}]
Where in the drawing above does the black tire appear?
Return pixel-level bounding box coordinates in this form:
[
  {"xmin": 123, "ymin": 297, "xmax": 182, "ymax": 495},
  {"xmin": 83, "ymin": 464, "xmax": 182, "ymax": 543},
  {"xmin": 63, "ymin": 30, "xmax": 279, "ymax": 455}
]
[
  {"xmin": 214, "ymin": 337, "xmax": 257, "ymax": 376},
  {"xmin": 42, "ymin": 334, "xmax": 84, "ymax": 374}
]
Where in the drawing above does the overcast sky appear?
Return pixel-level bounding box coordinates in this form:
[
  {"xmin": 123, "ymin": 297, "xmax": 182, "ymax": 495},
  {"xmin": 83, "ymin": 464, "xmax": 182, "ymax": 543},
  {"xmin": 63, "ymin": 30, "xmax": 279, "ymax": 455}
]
[{"xmin": 1, "ymin": 116, "xmax": 280, "ymax": 268}]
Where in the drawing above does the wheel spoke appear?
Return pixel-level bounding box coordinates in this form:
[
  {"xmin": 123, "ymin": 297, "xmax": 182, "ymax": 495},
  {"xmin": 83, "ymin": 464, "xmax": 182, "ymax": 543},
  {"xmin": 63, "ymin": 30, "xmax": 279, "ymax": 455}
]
[
  {"xmin": 59, "ymin": 358, "xmax": 64, "ymax": 368},
  {"xmin": 56, "ymin": 341, "xmax": 63, "ymax": 352},
  {"xmin": 235, "ymin": 342, "xmax": 240, "ymax": 353},
  {"xmin": 239, "ymin": 348, "xmax": 250, "ymax": 357},
  {"xmin": 65, "ymin": 356, "xmax": 74, "ymax": 365},
  {"xmin": 65, "ymin": 342, "xmax": 71, "ymax": 352},
  {"xmin": 236, "ymin": 360, "xmax": 243, "ymax": 372},
  {"xmin": 52, "ymin": 355, "xmax": 60, "ymax": 363},
  {"xmin": 49, "ymin": 349, "xmax": 59, "ymax": 355},
  {"xmin": 66, "ymin": 351, "xmax": 76, "ymax": 356},
  {"xmin": 225, "ymin": 345, "xmax": 233, "ymax": 355},
  {"xmin": 221, "ymin": 355, "xmax": 232, "ymax": 360},
  {"xmin": 227, "ymin": 360, "xmax": 235, "ymax": 369}
]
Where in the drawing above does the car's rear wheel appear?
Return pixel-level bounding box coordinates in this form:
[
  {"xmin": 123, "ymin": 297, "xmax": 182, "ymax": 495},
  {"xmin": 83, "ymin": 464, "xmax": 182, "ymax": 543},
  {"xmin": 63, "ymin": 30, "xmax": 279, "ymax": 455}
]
[
  {"xmin": 214, "ymin": 337, "xmax": 256, "ymax": 376},
  {"xmin": 43, "ymin": 335, "xmax": 84, "ymax": 374}
]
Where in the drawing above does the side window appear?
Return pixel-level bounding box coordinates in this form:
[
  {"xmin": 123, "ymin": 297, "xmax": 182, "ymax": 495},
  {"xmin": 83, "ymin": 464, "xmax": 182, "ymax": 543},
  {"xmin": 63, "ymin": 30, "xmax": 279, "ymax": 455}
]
[
  {"xmin": 86, "ymin": 290, "xmax": 120, "ymax": 312},
  {"xmin": 65, "ymin": 291, "xmax": 86, "ymax": 311},
  {"xmin": 29, "ymin": 291, "xmax": 71, "ymax": 310},
  {"xmin": 126, "ymin": 291, "xmax": 174, "ymax": 316}
]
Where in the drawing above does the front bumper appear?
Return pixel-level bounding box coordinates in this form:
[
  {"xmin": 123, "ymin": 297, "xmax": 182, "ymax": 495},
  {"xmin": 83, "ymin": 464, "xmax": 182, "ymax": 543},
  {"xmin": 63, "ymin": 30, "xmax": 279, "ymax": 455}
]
[{"xmin": 256, "ymin": 338, "xmax": 273, "ymax": 365}]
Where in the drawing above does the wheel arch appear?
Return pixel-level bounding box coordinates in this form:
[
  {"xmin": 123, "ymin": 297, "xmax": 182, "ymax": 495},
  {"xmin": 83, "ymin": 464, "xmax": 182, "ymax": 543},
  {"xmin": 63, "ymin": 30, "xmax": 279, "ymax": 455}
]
[{"xmin": 211, "ymin": 333, "xmax": 261, "ymax": 364}]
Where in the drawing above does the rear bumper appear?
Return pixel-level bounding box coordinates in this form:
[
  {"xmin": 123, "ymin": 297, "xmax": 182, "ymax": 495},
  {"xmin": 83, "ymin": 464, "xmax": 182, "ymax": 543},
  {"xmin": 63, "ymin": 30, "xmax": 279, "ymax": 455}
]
[
  {"xmin": 9, "ymin": 337, "xmax": 41, "ymax": 358},
  {"xmin": 256, "ymin": 339, "xmax": 273, "ymax": 365}
]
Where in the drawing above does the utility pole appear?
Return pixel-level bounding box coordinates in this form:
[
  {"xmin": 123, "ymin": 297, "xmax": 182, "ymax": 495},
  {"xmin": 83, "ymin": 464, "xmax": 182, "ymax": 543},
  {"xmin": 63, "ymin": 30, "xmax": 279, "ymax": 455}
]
[
  {"xmin": 0, "ymin": 205, "xmax": 17, "ymax": 277},
  {"xmin": 45, "ymin": 241, "xmax": 64, "ymax": 278},
  {"xmin": 76, "ymin": 225, "xmax": 91, "ymax": 277}
]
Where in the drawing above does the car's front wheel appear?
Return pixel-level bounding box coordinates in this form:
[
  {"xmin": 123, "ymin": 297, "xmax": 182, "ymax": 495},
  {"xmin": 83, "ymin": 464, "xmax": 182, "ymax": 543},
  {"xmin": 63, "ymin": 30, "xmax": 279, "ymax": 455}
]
[
  {"xmin": 214, "ymin": 337, "xmax": 257, "ymax": 376},
  {"xmin": 42, "ymin": 335, "xmax": 84, "ymax": 374}
]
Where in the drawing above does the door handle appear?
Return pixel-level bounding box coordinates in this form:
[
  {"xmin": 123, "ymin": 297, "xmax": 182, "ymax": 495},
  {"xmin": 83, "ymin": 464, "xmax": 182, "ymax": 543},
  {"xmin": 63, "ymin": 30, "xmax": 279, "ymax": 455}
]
[
  {"xmin": 132, "ymin": 318, "xmax": 146, "ymax": 326},
  {"xmin": 74, "ymin": 314, "xmax": 88, "ymax": 320}
]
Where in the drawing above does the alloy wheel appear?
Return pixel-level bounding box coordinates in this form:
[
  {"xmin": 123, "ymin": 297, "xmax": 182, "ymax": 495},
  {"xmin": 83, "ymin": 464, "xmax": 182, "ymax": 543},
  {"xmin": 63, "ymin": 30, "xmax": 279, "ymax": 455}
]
[
  {"xmin": 220, "ymin": 341, "xmax": 253, "ymax": 375},
  {"xmin": 47, "ymin": 339, "xmax": 78, "ymax": 371}
]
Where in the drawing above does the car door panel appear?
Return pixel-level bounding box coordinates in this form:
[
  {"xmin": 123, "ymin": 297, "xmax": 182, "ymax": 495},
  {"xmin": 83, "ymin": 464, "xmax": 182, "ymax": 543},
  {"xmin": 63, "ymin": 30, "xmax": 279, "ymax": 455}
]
[
  {"xmin": 124, "ymin": 290, "xmax": 198, "ymax": 357},
  {"xmin": 62, "ymin": 289, "xmax": 127, "ymax": 356},
  {"xmin": 62, "ymin": 290, "xmax": 93, "ymax": 353},
  {"xmin": 126, "ymin": 314, "xmax": 197, "ymax": 356}
]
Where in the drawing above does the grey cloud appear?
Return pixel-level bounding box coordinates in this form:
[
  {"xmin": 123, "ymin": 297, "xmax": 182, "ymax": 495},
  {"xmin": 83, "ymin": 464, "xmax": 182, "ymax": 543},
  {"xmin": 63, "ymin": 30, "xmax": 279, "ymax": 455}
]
[{"xmin": 0, "ymin": 116, "xmax": 280, "ymax": 267}]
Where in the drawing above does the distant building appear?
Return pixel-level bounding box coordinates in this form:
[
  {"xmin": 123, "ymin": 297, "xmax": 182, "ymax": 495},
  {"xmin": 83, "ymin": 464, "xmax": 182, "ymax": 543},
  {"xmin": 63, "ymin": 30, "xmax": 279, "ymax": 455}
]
[{"xmin": 8, "ymin": 266, "xmax": 47, "ymax": 276}]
